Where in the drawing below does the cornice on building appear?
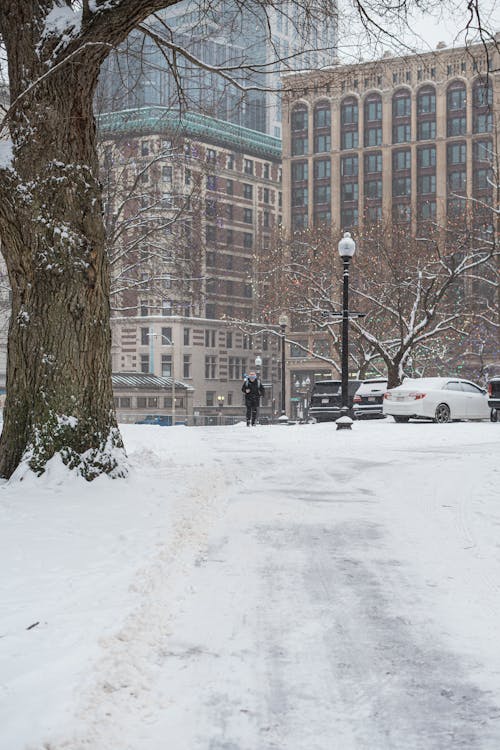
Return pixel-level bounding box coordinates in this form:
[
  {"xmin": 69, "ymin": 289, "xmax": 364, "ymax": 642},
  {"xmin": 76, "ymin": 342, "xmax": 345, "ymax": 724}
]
[{"xmin": 98, "ymin": 107, "xmax": 282, "ymax": 161}]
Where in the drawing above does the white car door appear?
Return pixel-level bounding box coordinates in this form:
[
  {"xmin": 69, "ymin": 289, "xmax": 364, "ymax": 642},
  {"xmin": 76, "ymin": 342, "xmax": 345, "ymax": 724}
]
[
  {"xmin": 442, "ymin": 381, "xmax": 466, "ymax": 419},
  {"xmin": 461, "ymin": 381, "xmax": 489, "ymax": 419}
]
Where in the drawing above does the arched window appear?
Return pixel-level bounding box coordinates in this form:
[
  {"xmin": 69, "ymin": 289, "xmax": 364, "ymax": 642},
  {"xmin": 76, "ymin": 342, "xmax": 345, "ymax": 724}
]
[
  {"xmin": 313, "ymin": 101, "xmax": 331, "ymax": 153},
  {"xmin": 473, "ymin": 77, "xmax": 493, "ymax": 134},
  {"xmin": 291, "ymin": 104, "xmax": 308, "ymax": 156},
  {"xmin": 340, "ymin": 97, "xmax": 358, "ymax": 150},
  {"xmin": 392, "ymin": 89, "xmax": 411, "ymax": 144},
  {"xmin": 417, "ymin": 85, "xmax": 436, "ymax": 141},
  {"xmin": 364, "ymin": 93, "xmax": 382, "ymax": 147},
  {"xmin": 447, "ymin": 81, "xmax": 466, "ymax": 136}
]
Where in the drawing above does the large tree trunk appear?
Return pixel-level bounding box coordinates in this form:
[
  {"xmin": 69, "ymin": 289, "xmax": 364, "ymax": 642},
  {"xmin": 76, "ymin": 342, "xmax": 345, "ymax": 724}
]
[{"xmin": 0, "ymin": 47, "xmax": 125, "ymax": 478}]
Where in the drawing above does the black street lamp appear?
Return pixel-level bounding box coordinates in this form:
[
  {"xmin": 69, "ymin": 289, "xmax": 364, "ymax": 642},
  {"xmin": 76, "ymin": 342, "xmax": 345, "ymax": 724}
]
[
  {"xmin": 278, "ymin": 313, "xmax": 289, "ymax": 422},
  {"xmin": 338, "ymin": 232, "xmax": 356, "ymax": 420}
]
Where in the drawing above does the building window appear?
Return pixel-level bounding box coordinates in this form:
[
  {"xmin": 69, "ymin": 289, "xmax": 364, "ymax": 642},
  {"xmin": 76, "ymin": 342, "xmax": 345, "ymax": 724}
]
[
  {"xmin": 417, "ymin": 87, "xmax": 436, "ymax": 114},
  {"xmin": 474, "ymin": 139, "xmax": 492, "ymax": 163},
  {"xmin": 205, "ymin": 329, "xmax": 216, "ymax": 347},
  {"xmin": 161, "ymin": 327, "xmax": 172, "ymax": 344},
  {"xmin": 418, "ymin": 146, "xmax": 436, "ymax": 168},
  {"xmin": 184, "ymin": 328, "xmax": 190, "ymax": 345},
  {"xmin": 418, "ymin": 201, "xmax": 436, "ymax": 219},
  {"xmin": 341, "ymin": 130, "xmax": 358, "ymax": 150},
  {"xmin": 365, "ymin": 127, "xmax": 382, "ymax": 147},
  {"xmin": 314, "ymin": 134, "xmax": 331, "ymax": 153},
  {"xmin": 140, "ymin": 354, "xmax": 149, "ymax": 373},
  {"xmin": 364, "ymin": 179, "xmax": 382, "ymax": 199},
  {"xmin": 140, "ymin": 301, "xmax": 148, "ymax": 316},
  {"xmin": 393, "ymin": 90, "xmax": 411, "ymax": 117},
  {"xmin": 243, "ymin": 208, "xmax": 253, "ymax": 223},
  {"xmin": 244, "ymin": 159, "xmax": 254, "ymax": 175},
  {"xmin": 341, "ymin": 155, "xmax": 358, "ymax": 176},
  {"xmin": 393, "ymin": 149, "xmax": 411, "ymax": 171},
  {"xmin": 161, "ymin": 354, "xmax": 172, "ymax": 377},
  {"xmin": 243, "ymin": 233, "xmax": 253, "ymax": 249},
  {"xmin": 243, "ymin": 183, "xmax": 253, "ymax": 199},
  {"xmin": 292, "ymin": 186, "xmax": 308, "ymax": 207},
  {"xmin": 226, "ymin": 331, "xmax": 233, "ymax": 348},
  {"xmin": 263, "ymin": 163, "xmax": 270, "ymax": 179},
  {"xmin": 314, "ymin": 158, "xmax": 331, "ymax": 179},
  {"xmin": 474, "ymin": 113, "xmax": 493, "ymax": 134},
  {"xmin": 365, "ymin": 94, "xmax": 382, "ymax": 122},
  {"xmin": 314, "ymin": 101, "xmax": 331, "ymax": 128},
  {"xmin": 448, "ymin": 170, "xmax": 466, "ymax": 191},
  {"xmin": 183, "ymin": 354, "xmax": 191, "ymax": 378},
  {"xmin": 292, "ymin": 137, "xmax": 308, "ymax": 156},
  {"xmin": 417, "ymin": 174, "xmax": 436, "ymax": 195},
  {"xmin": 206, "ymin": 174, "xmax": 216, "ymax": 190},
  {"xmin": 447, "ymin": 82, "xmax": 466, "ymax": 110},
  {"xmin": 206, "ymin": 251, "xmax": 216, "ymax": 267},
  {"xmin": 393, "ymin": 176, "xmax": 411, "ymax": 196},
  {"xmin": 140, "ymin": 327, "xmax": 149, "ymax": 345},
  {"xmin": 342, "ymin": 182, "xmax": 358, "ymax": 201},
  {"xmin": 263, "ymin": 188, "xmax": 270, "ymax": 203},
  {"xmin": 341, "ymin": 207, "xmax": 358, "ymax": 227},
  {"xmin": 314, "ymin": 184, "xmax": 331, "ymax": 204},
  {"xmin": 292, "ymin": 161, "xmax": 308, "ymax": 181},
  {"xmin": 291, "ymin": 106, "xmax": 308, "ymax": 130},
  {"xmin": 448, "ymin": 142, "xmax": 467, "ymax": 164},
  {"xmin": 206, "ymin": 148, "xmax": 217, "ymax": 164},
  {"xmin": 448, "ymin": 116, "xmax": 466, "ymax": 136},
  {"xmin": 417, "ymin": 120, "xmax": 436, "ymax": 140},
  {"xmin": 393, "ymin": 123, "xmax": 410, "ymax": 144},
  {"xmin": 227, "ymin": 154, "xmax": 234, "ymax": 169},
  {"xmin": 244, "ymin": 284, "xmax": 253, "ymax": 298},
  {"xmin": 137, "ymin": 396, "xmax": 147, "ymax": 408},
  {"xmin": 263, "ymin": 211, "xmax": 270, "ymax": 227},
  {"xmin": 206, "ymin": 391, "xmax": 215, "ymax": 407},
  {"xmin": 205, "ymin": 356, "xmax": 217, "ymax": 379},
  {"xmin": 365, "ymin": 152, "xmax": 382, "ymax": 173},
  {"xmin": 341, "ymin": 98, "xmax": 358, "ymax": 124},
  {"xmin": 162, "ymin": 165, "xmax": 172, "ymax": 182},
  {"xmin": 226, "ymin": 179, "xmax": 233, "ymax": 195}
]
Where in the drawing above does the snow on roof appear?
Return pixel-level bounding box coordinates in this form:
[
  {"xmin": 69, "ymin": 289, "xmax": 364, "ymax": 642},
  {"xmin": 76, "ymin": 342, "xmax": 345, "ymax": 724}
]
[{"xmin": 112, "ymin": 373, "xmax": 193, "ymax": 391}]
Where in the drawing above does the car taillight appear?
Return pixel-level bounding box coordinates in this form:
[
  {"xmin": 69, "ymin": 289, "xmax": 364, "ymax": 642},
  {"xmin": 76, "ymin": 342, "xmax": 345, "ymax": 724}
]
[
  {"xmin": 383, "ymin": 392, "xmax": 391, "ymax": 399},
  {"xmin": 488, "ymin": 383, "xmax": 492, "ymax": 396},
  {"xmin": 408, "ymin": 392, "xmax": 426, "ymax": 400},
  {"xmin": 353, "ymin": 395, "xmax": 362, "ymax": 403}
]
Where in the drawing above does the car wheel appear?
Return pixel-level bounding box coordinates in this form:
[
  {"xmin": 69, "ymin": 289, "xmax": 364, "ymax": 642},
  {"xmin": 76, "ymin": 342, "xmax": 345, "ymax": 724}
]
[
  {"xmin": 393, "ymin": 415, "xmax": 410, "ymax": 423},
  {"xmin": 491, "ymin": 409, "xmax": 499, "ymax": 423},
  {"xmin": 434, "ymin": 403, "xmax": 451, "ymax": 423}
]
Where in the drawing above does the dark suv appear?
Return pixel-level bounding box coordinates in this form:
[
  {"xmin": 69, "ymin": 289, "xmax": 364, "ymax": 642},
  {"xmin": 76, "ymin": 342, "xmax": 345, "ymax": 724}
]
[
  {"xmin": 488, "ymin": 378, "xmax": 500, "ymax": 422},
  {"xmin": 309, "ymin": 380, "xmax": 362, "ymax": 422}
]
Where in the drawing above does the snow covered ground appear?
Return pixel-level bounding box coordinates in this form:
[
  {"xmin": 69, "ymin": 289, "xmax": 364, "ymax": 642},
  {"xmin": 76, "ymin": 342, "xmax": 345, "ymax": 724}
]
[{"xmin": 1, "ymin": 419, "xmax": 500, "ymax": 750}]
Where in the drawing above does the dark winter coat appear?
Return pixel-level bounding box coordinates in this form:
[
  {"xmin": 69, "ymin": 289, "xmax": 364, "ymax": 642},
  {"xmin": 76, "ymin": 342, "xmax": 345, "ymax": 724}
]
[{"xmin": 242, "ymin": 378, "xmax": 264, "ymax": 404}]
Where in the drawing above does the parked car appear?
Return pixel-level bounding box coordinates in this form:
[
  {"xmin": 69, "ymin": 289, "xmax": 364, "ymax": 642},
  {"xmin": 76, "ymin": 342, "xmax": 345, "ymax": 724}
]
[
  {"xmin": 309, "ymin": 379, "xmax": 362, "ymax": 422},
  {"xmin": 383, "ymin": 377, "xmax": 490, "ymax": 423},
  {"xmin": 487, "ymin": 378, "xmax": 500, "ymax": 422},
  {"xmin": 352, "ymin": 379, "xmax": 388, "ymax": 419},
  {"xmin": 135, "ymin": 414, "xmax": 171, "ymax": 426}
]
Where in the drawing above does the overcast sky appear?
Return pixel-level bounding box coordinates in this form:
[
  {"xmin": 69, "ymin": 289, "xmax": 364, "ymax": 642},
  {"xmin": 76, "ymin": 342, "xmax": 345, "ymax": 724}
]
[{"xmin": 336, "ymin": 0, "xmax": 500, "ymax": 62}]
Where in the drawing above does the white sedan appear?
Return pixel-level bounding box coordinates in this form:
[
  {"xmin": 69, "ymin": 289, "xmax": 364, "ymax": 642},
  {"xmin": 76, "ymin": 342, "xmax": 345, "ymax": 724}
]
[{"xmin": 383, "ymin": 377, "xmax": 490, "ymax": 423}]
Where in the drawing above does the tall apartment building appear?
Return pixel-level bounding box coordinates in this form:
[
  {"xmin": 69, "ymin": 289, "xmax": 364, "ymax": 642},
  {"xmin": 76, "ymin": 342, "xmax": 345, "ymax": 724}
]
[
  {"xmin": 97, "ymin": 1, "xmax": 337, "ymax": 138},
  {"xmin": 99, "ymin": 107, "xmax": 283, "ymax": 422},
  {"xmin": 282, "ymin": 38, "xmax": 499, "ymax": 234}
]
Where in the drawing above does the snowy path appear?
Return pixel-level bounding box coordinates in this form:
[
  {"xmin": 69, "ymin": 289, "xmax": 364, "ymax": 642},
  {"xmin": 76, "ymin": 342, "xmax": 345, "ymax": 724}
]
[{"xmin": 2, "ymin": 421, "xmax": 500, "ymax": 749}]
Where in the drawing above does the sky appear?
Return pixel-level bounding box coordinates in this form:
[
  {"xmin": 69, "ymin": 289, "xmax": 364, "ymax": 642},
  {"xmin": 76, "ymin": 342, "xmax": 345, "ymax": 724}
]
[{"xmin": 336, "ymin": 0, "xmax": 500, "ymax": 62}]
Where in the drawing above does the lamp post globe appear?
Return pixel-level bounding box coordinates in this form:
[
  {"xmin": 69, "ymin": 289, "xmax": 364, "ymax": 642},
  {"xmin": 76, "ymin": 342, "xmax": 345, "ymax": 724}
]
[
  {"xmin": 337, "ymin": 232, "xmax": 356, "ymax": 428},
  {"xmin": 338, "ymin": 231, "xmax": 356, "ymax": 260},
  {"xmin": 255, "ymin": 355, "xmax": 262, "ymax": 375}
]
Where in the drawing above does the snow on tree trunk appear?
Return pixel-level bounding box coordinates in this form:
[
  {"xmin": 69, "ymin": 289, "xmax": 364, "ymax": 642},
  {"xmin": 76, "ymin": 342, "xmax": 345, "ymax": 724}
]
[{"xmin": 0, "ymin": 34, "xmax": 126, "ymax": 479}]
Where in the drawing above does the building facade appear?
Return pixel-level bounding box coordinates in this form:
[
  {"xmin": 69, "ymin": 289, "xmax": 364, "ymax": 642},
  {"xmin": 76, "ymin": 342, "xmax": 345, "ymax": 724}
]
[
  {"xmin": 282, "ymin": 38, "xmax": 499, "ymax": 235},
  {"xmin": 100, "ymin": 110, "xmax": 284, "ymax": 421},
  {"xmin": 111, "ymin": 315, "xmax": 281, "ymax": 424}
]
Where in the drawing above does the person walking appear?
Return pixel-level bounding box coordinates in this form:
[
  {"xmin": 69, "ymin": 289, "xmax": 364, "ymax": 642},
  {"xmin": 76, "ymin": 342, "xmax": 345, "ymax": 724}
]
[{"xmin": 241, "ymin": 371, "xmax": 264, "ymax": 426}]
